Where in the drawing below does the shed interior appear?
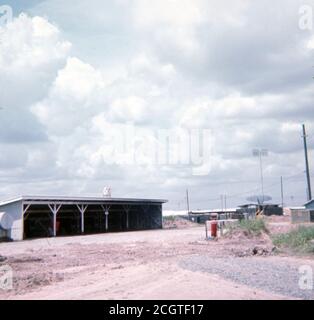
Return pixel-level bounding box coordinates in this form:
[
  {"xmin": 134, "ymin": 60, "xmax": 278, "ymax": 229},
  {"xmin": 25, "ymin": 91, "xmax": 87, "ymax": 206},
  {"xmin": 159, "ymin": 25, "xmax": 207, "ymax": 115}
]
[{"xmin": 23, "ymin": 203, "xmax": 162, "ymax": 239}]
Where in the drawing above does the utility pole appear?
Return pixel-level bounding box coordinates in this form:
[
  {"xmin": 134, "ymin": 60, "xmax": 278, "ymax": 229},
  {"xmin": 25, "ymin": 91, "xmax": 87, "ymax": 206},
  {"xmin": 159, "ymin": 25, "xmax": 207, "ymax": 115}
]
[
  {"xmin": 224, "ymin": 194, "xmax": 228, "ymax": 218},
  {"xmin": 302, "ymin": 124, "xmax": 312, "ymax": 201},
  {"xmin": 224, "ymin": 194, "xmax": 227, "ymax": 211},
  {"xmin": 280, "ymin": 176, "xmax": 284, "ymax": 208},
  {"xmin": 186, "ymin": 189, "xmax": 190, "ymax": 215},
  {"xmin": 259, "ymin": 152, "xmax": 264, "ymax": 200}
]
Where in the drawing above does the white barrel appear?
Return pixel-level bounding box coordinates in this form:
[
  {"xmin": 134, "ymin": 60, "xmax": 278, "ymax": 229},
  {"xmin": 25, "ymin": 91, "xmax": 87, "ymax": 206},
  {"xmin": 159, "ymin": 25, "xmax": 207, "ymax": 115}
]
[{"xmin": 0, "ymin": 212, "xmax": 13, "ymax": 230}]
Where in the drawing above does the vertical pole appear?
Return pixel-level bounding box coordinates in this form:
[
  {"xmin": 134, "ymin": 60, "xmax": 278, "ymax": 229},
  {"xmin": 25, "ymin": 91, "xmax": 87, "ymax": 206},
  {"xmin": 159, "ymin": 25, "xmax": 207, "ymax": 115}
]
[
  {"xmin": 105, "ymin": 210, "xmax": 109, "ymax": 231},
  {"xmin": 302, "ymin": 124, "xmax": 312, "ymax": 201},
  {"xmin": 101, "ymin": 205, "xmax": 110, "ymax": 232},
  {"xmin": 81, "ymin": 211, "xmax": 84, "ymax": 234},
  {"xmin": 48, "ymin": 204, "xmax": 58, "ymax": 237},
  {"xmin": 186, "ymin": 189, "xmax": 190, "ymax": 215},
  {"xmin": 49, "ymin": 204, "xmax": 62, "ymax": 237},
  {"xmin": 77, "ymin": 205, "xmax": 87, "ymax": 234},
  {"xmin": 281, "ymin": 176, "xmax": 284, "ymax": 208},
  {"xmin": 260, "ymin": 153, "xmax": 265, "ymax": 202},
  {"xmin": 53, "ymin": 210, "xmax": 57, "ymax": 237},
  {"xmin": 124, "ymin": 206, "xmax": 130, "ymax": 230},
  {"xmin": 224, "ymin": 195, "xmax": 227, "ymax": 212}
]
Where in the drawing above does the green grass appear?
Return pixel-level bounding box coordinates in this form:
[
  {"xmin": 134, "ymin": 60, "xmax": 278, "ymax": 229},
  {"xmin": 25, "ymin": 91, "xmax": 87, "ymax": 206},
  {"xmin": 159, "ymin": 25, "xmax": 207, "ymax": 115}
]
[
  {"xmin": 237, "ymin": 218, "xmax": 268, "ymax": 235},
  {"xmin": 272, "ymin": 226, "xmax": 314, "ymax": 253}
]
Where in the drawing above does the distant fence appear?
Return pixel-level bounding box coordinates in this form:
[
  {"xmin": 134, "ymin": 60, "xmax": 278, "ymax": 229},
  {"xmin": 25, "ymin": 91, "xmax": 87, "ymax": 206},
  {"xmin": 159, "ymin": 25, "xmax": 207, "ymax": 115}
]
[
  {"xmin": 291, "ymin": 209, "xmax": 313, "ymax": 224},
  {"xmin": 189, "ymin": 212, "xmax": 245, "ymax": 224}
]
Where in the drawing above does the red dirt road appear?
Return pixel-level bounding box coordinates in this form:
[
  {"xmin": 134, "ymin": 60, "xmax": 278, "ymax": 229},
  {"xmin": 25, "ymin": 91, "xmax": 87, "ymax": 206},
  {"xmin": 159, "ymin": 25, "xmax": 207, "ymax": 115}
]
[{"xmin": 0, "ymin": 225, "xmax": 312, "ymax": 300}]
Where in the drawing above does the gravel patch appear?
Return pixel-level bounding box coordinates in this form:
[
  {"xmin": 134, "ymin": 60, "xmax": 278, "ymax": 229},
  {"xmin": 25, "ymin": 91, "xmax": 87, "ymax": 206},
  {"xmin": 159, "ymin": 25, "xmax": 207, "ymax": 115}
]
[{"xmin": 179, "ymin": 255, "xmax": 314, "ymax": 300}]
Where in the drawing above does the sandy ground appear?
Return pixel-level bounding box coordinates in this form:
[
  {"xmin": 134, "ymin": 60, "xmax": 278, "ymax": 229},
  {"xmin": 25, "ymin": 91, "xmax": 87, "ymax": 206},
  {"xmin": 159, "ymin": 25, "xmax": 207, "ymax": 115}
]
[{"xmin": 0, "ymin": 220, "xmax": 313, "ymax": 300}]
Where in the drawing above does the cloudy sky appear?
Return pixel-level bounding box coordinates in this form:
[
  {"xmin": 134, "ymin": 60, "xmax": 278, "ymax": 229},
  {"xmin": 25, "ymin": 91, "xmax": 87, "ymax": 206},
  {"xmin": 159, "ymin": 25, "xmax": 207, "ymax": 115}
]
[{"xmin": 0, "ymin": 0, "xmax": 314, "ymax": 210}]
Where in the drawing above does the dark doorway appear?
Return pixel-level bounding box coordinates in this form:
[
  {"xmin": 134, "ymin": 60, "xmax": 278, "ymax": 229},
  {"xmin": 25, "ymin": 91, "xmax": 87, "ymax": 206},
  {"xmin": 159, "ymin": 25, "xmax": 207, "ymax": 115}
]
[
  {"xmin": 84, "ymin": 205, "xmax": 106, "ymax": 234},
  {"xmin": 24, "ymin": 205, "xmax": 53, "ymax": 239},
  {"xmin": 57, "ymin": 205, "xmax": 81, "ymax": 236}
]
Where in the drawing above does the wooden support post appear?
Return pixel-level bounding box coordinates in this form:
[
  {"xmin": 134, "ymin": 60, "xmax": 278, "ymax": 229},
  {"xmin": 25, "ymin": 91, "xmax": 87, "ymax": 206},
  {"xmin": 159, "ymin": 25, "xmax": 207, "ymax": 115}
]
[
  {"xmin": 123, "ymin": 205, "xmax": 131, "ymax": 230},
  {"xmin": 101, "ymin": 205, "xmax": 110, "ymax": 232},
  {"xmin": 48, "ymin": 204, "xmax": 62, "ymax": 237},
  {"xmin": 82, "ymin": 210, "xmax": 85, "ymax": 234},
  {"xmin": 205, "ymin": 221, "xmax": 208, "ymax": 240},
  {"xmin": 105, "ymin": 212, "xmax": 109, "ymax": 231},
  {"xmin": 23, "ymin": 204, "xmax": 31, "ymax": 215},
  {"xmin": 77, "ymin": 204, "xmax": 88, "ymax": 234},
  {"xmin": 53, "ymin": 212, "xmax": 57, "ymax": 237}
]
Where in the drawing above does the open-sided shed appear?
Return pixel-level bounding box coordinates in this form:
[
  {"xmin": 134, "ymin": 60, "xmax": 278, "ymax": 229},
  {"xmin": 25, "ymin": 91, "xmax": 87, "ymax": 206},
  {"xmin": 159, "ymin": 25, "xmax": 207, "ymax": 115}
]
[{"xmin": 0, "ymin": 196, "xmax": 167, "ymax": 241}]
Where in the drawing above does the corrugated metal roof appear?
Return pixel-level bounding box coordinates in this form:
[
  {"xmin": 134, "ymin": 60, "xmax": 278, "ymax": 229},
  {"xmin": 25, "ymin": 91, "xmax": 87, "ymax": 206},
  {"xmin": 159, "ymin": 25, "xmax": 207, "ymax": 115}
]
[{"xmin": 0, "ymin": 195, "xmax": 168, "ymax": 206}]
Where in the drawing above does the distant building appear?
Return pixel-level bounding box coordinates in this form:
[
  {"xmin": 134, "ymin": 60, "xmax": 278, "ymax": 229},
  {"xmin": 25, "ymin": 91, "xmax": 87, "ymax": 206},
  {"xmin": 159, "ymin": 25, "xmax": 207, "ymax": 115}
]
[
  {"xmin": 303, "ymin": 200, "xmax": 314, "ymax": 223},
  {"xmin": 305, "ymin": 199, "xmax": 314, "ymax": 210},
  {"xmin": 188, "ymin": 203, "xmax": 283, "ymax": 224},
  {"xmin": 189, "ymin": 208, "xmax": 241, "ymax": 223},
  {"xmin": 238, "ymin": 203, "xmax": 283, "ymax": 216}
]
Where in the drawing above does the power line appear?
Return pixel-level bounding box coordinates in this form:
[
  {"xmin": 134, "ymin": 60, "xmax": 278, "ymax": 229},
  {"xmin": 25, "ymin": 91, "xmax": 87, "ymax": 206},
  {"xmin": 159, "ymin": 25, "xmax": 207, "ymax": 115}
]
[
  {"xmin": 170, "ymin": 171, "xmax": 308, "ymax": 209},
  {"xmin": 194, "ymin": 172, "xmax": 306, "ymax": 204}
]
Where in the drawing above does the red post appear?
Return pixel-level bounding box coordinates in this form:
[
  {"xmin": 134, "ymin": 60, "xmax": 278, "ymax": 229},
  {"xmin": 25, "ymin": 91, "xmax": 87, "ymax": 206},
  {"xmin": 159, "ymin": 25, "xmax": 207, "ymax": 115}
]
[{"xmin": 211, "ymin": 221, "xmax": 218, "ymax": 238}]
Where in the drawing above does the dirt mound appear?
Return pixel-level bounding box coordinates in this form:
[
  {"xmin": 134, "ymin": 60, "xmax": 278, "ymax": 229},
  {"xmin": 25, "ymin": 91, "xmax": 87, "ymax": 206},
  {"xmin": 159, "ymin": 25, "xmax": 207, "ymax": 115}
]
[
  {"xmin": 224, "ymin": 228, "xmax": 270, "ymax": 240},
  {"xmin": 14, "ymin": 272, "xmax": 65, "ymax": 294},
  {"xmin": 163, "ymin": 217, "xmax": 198, "ymax": 229},
  {"xmin": 222, "ymin": 229, "xmax": 276, "ymax": 257}
]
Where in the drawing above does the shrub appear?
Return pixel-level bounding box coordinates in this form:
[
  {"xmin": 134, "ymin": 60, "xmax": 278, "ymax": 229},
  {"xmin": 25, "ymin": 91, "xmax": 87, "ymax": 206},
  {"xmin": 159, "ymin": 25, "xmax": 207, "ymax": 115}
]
[
  {"xmin": 163, "ymin": 215, "xmax": 176, "ymax": 222},
  {"xmin": 272, "ymin": 226, "xmax": 314, "ymax": 253},
  {"xmin": 237, "ymin": 218, "xmax": 268, "ymax": 235}
]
